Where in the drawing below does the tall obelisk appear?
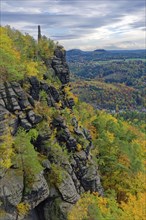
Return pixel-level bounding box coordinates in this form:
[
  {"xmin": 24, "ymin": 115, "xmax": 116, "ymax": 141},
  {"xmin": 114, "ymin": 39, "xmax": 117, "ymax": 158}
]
[{"xmin": 38, "ymin": 25, "xmax": 41, "ymax": 42}]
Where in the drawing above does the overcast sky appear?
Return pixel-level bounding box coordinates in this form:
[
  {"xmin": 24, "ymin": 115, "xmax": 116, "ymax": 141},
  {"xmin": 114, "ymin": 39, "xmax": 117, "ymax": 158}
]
[{"xmin": 1, "ymin": 0, "xmax": 145, "ymax": 50}]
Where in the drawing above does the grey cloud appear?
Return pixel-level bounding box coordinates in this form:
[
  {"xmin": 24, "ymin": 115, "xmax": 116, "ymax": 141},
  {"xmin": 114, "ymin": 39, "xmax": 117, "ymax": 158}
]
[
  {"xmin": 57, "ymin": 0, "xmax": 145, "ymax": 13},
  {"xmin": 130, "ymin": 19, "xmax": 145, "ymax": 29},
  {"xmin": 105, "ymin": 42, "xmax": 135, "ymax": 50},
  {"xmin": 2, "ymin": 0, "xmax": 144, "ymax": 24},
  {"xmin": 111, "ymin": 0, "xmax": 145, "ymax": 13},
  {"xmin": 2, "ymin": 0, "xmax": 145, "ymax": 15},
  {"xmin": 141, "ymin": 27, "xmax": 146, "ymax": 31},
  {"xmin": 1, "ymin": 10, "xmax": 123, "ymax": 28},
  {"xmin": 1, "ymin": 12, "xmax": 121, "ymax": 42},
  {"xmin": 1, "ymin": 11, "xmax": 73, "ymax": 26},
  {"xmin": 52, "ymin": 34, "xmax": 82, "ymax": 40},
  {"xmin": 1, "ymin": 0, "xmax": 145, "ymax": 49}
]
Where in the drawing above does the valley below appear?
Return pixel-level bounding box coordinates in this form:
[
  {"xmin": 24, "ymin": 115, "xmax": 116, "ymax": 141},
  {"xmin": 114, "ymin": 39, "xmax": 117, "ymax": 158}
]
[{"xmin": 67, "ymin": 49, "xmax": 146, "ymax": 113}]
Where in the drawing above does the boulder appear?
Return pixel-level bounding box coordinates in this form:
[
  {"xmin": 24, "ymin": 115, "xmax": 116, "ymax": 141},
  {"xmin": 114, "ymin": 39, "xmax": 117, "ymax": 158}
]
[
  {"xmin": 20, "ymin": 118, "xmax": 32, "ymax": 130},
  {"xmin": 0, "ymin": 169, "xmax": 23, "ymax": 208},
  {"xmin": 54, "ymin": 46, "xmax": 65, "ymax": 59},
  {"xmin": 9, "ymin": 117, "xmax": 19, "ymax": 135},
  {"xmin": 29, "ymin": 77, "xmax": 40, "ymax": 101},
  {"xmin": 81, "ymin": 165, "xmax": 104, "ymax": 195},
  {"xmin": 53, "ymin": 64, "xmax": 69, "ymax": 84},
  {"xmin": 0, "ymin": 105, "xmax": 10, "ymax": 136},
  {"xmin": 42, "ymin": 160, "xmax": 51, "ymax": 170},
  {"xmin": 49, "ymin": 86, "xmax": 60, "ymax": 103},
  {"xmin": 0, "ymin": 170, "xmax": 50, "ymax": 220},
  {"xmin": 52, "ymin": 58, "xmax": 62, "ymax": 66},
  {"xmin": 24, "ymin": 172, "xmax": 50, "ymax": 209},
  {"xmin": 27, "ymin": 110, "xmax": 42, "ymax": 125},
  {"xmin": 57, "ymin": 171, "xmax": 80, "ymax": 204}
]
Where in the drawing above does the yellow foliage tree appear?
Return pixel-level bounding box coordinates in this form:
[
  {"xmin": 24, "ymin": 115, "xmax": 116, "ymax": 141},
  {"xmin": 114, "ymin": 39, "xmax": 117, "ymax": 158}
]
[
  {"xmin": 0, "ymin": 26, "xmax": 56, "ymax": 81},
  {"xmin": 25, "ymin": 61, "xmax": 38, "ymax": 77},
  {"xmin": 68, "ymin": 191, "xmax": 146, "ymax": 220},
  {"xmin": 0, "ymin": 130, "xmax": 14, "ymax": 169},
  {"xmin": 0, "ymin": 27, "xmax": 24, "ymax": 81},
  {"xmin": 120, "ymin": 192, "xmax": 146, "ymax": 220},
  {"xmin": 0, "ymin": 27, "xmax": 20, "ymax": 59}
]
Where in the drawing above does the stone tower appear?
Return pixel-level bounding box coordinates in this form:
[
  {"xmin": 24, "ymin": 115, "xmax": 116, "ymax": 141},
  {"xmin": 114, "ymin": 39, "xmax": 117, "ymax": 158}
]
[{"xmin": 38, "ymin": 25, "xmax": 41, "ymax": 42}]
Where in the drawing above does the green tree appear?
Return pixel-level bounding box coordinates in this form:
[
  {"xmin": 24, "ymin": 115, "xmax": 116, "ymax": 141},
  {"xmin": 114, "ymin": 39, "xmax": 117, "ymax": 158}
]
[{"xmin": 14, "ymin": 128, "xmax": 43, "ymax": 193}]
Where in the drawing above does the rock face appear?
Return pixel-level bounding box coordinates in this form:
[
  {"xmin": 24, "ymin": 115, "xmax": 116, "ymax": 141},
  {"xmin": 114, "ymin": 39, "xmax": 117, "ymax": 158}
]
[
  {"xmin": 0, "ymin": 45, "xmax": 103, "ymax": 220},
  {"xmin": 0, "ymin": 169, "xmax": 23, "ymax": 208},
  {"xmin": 0, "ymin": 171, "xmax": 49, "ymax": 220},
  {"xmin": 0, "ymin": 81, "xmax": 42, "ymax": 136},
  {"xmin": 52, "ymin": 45, "xmax": 70, "ymax": 84}
]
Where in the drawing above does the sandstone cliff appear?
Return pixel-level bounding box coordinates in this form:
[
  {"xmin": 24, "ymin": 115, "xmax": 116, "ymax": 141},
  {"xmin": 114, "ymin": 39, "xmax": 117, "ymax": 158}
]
[{"xmin": 0, "ymin": 45, "xmax": 103, "ymax": 220}]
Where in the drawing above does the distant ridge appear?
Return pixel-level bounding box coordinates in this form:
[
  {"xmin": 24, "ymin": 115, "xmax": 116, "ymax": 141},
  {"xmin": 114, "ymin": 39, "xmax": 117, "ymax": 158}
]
[
  {"xmin": 67, "ymin": 49, "xmax": 87, "ymax": 55},
  {"xmin": 94, "ymin": 49, "xmax": 106, "ymax": 52},
  {"xmin": 67, "ymin": 49, "xmax": 106, "ymax": 53},
  {"xmin": 68, "ymin": 49, "xmax": 82, "ymax": 52}
]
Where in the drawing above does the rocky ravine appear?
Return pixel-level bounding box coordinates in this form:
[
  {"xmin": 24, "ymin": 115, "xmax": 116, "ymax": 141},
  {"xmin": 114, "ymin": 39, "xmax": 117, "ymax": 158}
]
[{"xmin": 0, "ymin": 45, "xmax": 103, "ymax": 220}]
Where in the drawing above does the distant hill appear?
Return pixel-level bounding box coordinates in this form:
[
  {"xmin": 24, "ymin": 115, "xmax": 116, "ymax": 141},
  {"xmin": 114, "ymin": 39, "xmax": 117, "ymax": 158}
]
[
  {"xmin": 67, "ymin": 49, "xmax": 88, "ymax": 56},
  {"xmin": 67, "ymin": 49, "xmax": 83, "ymax": 53},
  {"xmin": 67, "ymin": 49, "xmax": 146, "ymax": 63},
  {"xmin": 94, "ymin": 49, "xmax": 106, "ymax": 52}
]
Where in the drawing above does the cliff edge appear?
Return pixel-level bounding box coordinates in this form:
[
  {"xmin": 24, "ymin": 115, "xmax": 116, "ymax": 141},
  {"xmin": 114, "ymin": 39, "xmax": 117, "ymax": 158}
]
[{"xmin": 0, "ymin": 45, "xmax": 103, "ymax": 220}]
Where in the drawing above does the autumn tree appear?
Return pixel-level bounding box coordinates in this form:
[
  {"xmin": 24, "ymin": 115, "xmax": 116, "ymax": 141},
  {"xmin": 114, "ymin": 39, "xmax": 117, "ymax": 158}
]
[{"xmin": 14, "ymin": 128, "xmax": 43, "ymax": 193}]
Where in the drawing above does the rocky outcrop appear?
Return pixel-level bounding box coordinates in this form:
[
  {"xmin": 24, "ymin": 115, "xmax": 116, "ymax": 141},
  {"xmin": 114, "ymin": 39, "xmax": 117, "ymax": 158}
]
[
  {"xmin": 0, "ymin": 169, "xmax": 23, "ymax": 208},
  {"xmin": 52, "ymin": 45, "xmax": 70, "ymax": 84},
  {"xmin": 0, "ymin": 45, "xmax": 103, "ymax": 220},
  {"xmin": 57, "ymin": 171, "xmax": 80, "ymax": 204},
  {"xmin": 23, "ymin": 172, "xmax": 50, "ymax": 208},
  {"xmin": 0, "ymin": 81, "xmax": 43, "ymax": 135},
  {"xmin": 0, "ymin": 105, "xmax": 10, "ymax": 137},
  {"xmin": 0, "ymin": 170, "xmax": 49, "ymax": 220}
]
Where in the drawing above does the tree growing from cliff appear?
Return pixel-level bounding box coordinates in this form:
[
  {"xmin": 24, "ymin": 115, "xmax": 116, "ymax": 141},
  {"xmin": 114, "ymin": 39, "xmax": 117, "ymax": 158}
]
[{"xmin": 14, "ymin": 128, "xmax": 43, "ymax": 193}]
